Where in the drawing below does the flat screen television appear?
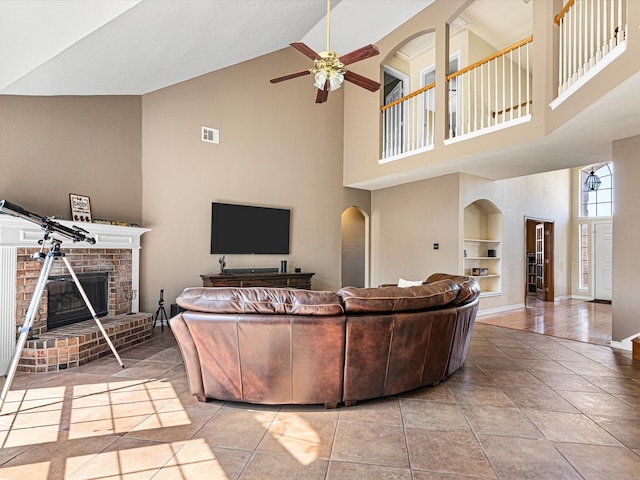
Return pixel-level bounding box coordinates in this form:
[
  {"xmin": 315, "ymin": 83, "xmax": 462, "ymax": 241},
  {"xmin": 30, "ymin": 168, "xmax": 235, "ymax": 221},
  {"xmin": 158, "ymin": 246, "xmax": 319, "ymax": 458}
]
[{"xmin": 210, "ymin": 202, "xmax": 290, "ymax": 254}]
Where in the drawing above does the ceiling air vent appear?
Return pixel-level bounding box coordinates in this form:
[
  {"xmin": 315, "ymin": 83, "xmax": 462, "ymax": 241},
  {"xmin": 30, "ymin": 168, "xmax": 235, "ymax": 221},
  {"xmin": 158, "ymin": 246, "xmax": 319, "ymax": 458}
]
[{"xmin": 202, "ymin": 126, "xmax": 219, "ymax": 144}]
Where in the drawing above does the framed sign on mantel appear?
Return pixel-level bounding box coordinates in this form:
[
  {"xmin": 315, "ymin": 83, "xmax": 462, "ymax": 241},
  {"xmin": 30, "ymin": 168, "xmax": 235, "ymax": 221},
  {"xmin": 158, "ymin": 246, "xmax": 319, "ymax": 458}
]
[{"xmin": 69, "ymin": 193, "xmax": 92, "ymax": 223}]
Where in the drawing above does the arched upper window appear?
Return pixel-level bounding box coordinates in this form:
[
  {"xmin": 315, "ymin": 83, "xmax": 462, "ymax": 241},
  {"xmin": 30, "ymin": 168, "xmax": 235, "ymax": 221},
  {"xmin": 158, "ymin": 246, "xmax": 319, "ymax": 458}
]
[{"xmin": 580, "ymin": 163, "xmax": 613, "ymax": 217}]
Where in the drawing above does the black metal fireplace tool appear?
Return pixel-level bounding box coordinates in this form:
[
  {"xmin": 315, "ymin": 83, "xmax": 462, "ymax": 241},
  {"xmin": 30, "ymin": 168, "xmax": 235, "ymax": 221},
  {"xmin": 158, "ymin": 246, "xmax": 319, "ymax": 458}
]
[{"xmin": 0, "ymin": 200, "xmax": 125, "ymax": 413}]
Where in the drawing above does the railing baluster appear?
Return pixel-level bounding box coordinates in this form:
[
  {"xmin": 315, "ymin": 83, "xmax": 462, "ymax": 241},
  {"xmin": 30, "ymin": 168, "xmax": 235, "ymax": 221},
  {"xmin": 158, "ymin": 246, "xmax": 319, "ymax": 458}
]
[
  {"xmin": 553, "ymin": 0, "xmax": 626, "ymax": 99},
  {"xmin": 493, "ymin": 59, "xmax": 500, "ymax": 125},
  {"xmin": 381, "ymin": 35, "xmax": 538, "ymax": 156},
  {"xmin": 526, "ymin": 41, "xmax": 531, "ymax": 115}
]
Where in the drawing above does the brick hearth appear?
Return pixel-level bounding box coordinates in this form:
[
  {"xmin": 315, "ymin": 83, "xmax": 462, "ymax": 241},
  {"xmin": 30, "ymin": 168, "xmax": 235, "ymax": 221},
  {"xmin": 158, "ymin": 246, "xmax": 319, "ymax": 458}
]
[
  {"xmin": 12, "ymin": 248, "xmax": 152, "ymax": 373},
  {"xmin": 18, "ymin": 313, "xmax": 152, "ymax": 373}
]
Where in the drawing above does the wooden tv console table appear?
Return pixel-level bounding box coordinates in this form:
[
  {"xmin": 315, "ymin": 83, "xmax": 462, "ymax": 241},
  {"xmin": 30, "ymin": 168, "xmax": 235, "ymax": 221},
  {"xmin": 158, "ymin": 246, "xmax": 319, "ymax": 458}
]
[{"xmin": 200, "ymin": 272, "xmax": 314, "ymax": 290}]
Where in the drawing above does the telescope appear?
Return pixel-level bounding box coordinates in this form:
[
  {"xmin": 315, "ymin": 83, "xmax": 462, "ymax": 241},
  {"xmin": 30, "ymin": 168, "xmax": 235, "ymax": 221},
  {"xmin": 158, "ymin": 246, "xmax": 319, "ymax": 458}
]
[
  {"xmin": 0, "ymin": 199, "xmax": 121, "ymax": 414},
  {"xmin": 0, "ymin": 199, "xmax": 95, "ymax": 244}
]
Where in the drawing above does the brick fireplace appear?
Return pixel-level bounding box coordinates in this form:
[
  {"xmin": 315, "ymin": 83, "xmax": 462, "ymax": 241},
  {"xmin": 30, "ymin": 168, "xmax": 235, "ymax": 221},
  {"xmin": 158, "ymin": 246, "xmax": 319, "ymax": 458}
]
[
  {"xmin": 0, "ymin": 215, "xmax": 151, "ymax": 373},
  {"xmin": 17, "ymin": 247, "xmax": 133, "ymax": 335}
]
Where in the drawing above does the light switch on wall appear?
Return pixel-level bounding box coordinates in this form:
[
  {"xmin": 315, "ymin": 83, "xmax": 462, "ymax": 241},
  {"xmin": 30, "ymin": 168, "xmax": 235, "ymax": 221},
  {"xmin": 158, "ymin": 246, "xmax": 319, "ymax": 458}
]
[{"xmin": 202, "ymin": 126, "xmax": 219, "ymax": 144}]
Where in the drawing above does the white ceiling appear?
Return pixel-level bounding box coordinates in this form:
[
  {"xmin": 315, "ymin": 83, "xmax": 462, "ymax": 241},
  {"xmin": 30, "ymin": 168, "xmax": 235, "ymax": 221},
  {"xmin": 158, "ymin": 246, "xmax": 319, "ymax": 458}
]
[{"xmin": 0, "ymin": 0, "xmax": 433, "ymax": 95}]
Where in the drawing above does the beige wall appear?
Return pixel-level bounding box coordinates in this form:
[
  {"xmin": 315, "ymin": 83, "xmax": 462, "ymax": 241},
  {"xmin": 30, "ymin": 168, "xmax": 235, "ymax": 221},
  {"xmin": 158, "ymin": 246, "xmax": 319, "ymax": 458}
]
[
  {"xmin": 371, "ymin": 169, "xmax": 571, "ymax": 310},
  {"xmin": 140, "ymin": 48, "xmax": 370, "ymax": 312},
  {"xmin": 460, "ymin": 170, "xmax": 572, "ymax": 310},
  {"xmin": 0, "ymin": 96, "xmax": 142, "ymax": 223},
  {"xmin": 371, "ymin": 174, "xmax": 460, "ymax": 285},
  {"xmin": 612, "ymin": 135, "xmax": 640, "ymax": 342}
]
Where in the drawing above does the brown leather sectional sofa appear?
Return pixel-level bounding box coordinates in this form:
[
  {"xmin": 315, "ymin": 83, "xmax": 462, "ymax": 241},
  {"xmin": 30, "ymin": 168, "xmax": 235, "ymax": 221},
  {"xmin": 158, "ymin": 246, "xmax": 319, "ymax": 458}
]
[{"xmin": 170, "ymin": 273, "xmax": 480, "ymax": 408}]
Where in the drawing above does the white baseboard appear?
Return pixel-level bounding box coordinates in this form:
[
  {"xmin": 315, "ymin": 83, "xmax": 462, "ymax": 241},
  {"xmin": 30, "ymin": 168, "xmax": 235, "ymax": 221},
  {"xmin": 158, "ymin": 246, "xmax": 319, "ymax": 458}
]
[
  {"xmin": 610, "ymin": 334, "xmax": 638, "ymax": 352},
  {"xmin": 477, "ymin": 303, "xmax": 524, "ymax": 317},
  {"xmin": 570, "ymin": 294, "xmax": 593, "ymax": 301}
]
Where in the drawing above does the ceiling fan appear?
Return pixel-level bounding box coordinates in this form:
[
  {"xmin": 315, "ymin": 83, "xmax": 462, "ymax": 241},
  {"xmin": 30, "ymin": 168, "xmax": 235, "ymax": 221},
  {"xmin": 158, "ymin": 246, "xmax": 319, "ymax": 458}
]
[{"xmin": 270, "ymin": 0, "xmax": 381, "ymax": 103}]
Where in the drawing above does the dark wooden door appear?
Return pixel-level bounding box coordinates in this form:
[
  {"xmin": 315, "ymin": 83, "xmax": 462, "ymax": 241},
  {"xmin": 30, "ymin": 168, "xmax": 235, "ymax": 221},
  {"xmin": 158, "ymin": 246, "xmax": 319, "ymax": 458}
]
[{"xmin": 535, "ymin": 223, "xmax": 545, "ymax": 300}]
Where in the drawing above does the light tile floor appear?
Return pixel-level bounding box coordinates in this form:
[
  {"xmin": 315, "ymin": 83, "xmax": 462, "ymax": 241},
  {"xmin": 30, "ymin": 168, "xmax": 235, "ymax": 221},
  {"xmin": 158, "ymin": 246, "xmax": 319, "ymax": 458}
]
[{"xmin": 1, "ymin": 321, "xmax": 639, "ymax": 479}]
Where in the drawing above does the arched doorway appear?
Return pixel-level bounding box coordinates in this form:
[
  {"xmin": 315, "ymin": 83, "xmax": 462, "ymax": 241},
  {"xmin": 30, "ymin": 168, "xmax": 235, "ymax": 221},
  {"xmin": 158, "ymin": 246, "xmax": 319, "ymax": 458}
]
[{"xmin": 341, "ymin": 207, "xmax": 369, "ymax": 288}]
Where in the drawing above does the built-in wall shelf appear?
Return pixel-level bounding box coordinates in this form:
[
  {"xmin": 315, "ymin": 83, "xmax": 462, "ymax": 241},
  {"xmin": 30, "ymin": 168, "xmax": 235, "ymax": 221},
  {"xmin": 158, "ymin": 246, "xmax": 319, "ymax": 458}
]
[{"xmin": 463, "ymin": 201, "xmax": 503, "ymax": 297}]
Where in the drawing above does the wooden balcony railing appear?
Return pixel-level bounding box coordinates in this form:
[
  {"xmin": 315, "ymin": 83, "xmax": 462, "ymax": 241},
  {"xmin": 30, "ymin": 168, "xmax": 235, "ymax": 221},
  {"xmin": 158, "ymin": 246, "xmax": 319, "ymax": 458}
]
[
  {"xmin": 554, "ymin": 0, "xmax": 627, "ymax": 95},
  {"xmin": 446, "ymin": 35, "xmax": 533, "ymax": 138},
  {"xmin": 380, "ymin": 82, "xmax": 436, "ymax": 159},
  {"xmin": 379, "ymin": 0, "xmax": 627, "ymax": 161},
  {"xmin": 380, "ymin": 36, "xmax": 533, "ymax": 159}
]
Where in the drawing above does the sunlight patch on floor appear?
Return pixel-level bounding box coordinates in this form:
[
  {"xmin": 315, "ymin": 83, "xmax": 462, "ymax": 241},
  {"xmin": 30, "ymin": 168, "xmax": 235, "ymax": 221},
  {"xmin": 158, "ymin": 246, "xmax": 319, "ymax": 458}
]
[
  {"xmin": 258, "ymin": 412, "xmax": 321, "ymax": 465},
  {"xmin": 1, "ymin": 379, "xmax": 188, "ymax": 445}
]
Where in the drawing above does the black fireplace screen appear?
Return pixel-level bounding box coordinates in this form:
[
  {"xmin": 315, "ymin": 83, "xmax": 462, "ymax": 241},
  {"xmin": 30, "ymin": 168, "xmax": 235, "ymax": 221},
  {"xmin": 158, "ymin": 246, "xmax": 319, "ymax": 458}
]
[{"xmin": 47, "ymin": 272, "xmax": 109, "ymax": 329}]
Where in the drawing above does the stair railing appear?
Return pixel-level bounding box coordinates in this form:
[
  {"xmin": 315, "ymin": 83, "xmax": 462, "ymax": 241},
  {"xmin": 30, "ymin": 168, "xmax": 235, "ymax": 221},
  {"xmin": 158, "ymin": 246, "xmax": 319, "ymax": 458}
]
[
  {"xmin": 380, "ymin": 82, "xmax": 436, "ymax": 160},
  {"xmin": 380, "ymin": 36, "xmax": 534, "ymax": 159},
  {"xmin": 446, "ymin": 36, "xmax": 533, "ymax": 139},
  {"xmin": 554, "ymin": 0, "xmax": 627, "ymax": 95}
]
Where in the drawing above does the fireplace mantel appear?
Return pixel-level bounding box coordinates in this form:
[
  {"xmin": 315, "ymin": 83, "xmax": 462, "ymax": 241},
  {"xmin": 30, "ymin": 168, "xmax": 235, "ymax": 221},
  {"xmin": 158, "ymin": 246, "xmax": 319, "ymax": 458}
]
[
  {"xmin": 0, "ymin": 215, "xmax": 150, "ymax": 250},
  {"xmin": 0, "ymin": 215, "xmax": 150, "ymax": 375}
]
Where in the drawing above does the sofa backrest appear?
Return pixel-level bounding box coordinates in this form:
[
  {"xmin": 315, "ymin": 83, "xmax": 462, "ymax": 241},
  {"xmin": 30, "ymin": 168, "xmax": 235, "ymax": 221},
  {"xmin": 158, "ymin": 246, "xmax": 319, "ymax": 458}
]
[
  {"xmin": 176, "ymin": 287, "xmax": 344, "ymax": 316},
  {"xmin": 425, "ymin": 273, "xmax": 481, "ymax": 306},
  {"xmin": 338, "ymin": 279, "xmax": 460, "ymax": 313}
]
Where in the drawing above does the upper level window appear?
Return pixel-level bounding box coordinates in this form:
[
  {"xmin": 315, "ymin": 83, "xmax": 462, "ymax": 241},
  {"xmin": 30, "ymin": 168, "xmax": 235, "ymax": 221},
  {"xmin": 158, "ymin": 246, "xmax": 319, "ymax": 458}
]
[{"xmin": 580, "ymin": 163, "xmax": 613, "ymax": 217}]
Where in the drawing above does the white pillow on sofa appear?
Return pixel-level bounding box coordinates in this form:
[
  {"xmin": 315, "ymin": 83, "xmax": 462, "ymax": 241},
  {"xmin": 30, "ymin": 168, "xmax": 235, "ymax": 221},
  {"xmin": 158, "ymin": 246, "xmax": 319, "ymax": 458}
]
[{"xmin": 398, "ymin": 278, "xmax": 423, "ymax": 288}]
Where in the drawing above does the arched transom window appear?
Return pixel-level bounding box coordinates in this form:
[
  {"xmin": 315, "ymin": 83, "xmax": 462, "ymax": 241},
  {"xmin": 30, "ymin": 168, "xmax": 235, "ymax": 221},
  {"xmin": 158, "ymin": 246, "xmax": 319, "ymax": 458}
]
[{"xmin": 580, "ymin": 162, "xmax": 613, "ymax": 217}]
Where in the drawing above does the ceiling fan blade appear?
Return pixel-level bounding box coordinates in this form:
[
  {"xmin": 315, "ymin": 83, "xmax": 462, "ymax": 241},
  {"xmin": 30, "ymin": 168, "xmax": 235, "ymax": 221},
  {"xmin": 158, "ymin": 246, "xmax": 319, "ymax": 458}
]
[
  {"xmin": 290, "ymin": 42, "xmax": 321, "ymax": 61},
  {"xmin": 344, "ymin": 70, "xmax": 381, "ymax": 92},
  {"xmin": 339, "ymin": 44, "xmax": 379, "ymax": 66},
  {"xmin": 316, "ymin": 82, "xmax": 329, "ymax": 103},
  {"xmin": 270, "ymin": 70, "xmax": 311, "ymax": 84}
]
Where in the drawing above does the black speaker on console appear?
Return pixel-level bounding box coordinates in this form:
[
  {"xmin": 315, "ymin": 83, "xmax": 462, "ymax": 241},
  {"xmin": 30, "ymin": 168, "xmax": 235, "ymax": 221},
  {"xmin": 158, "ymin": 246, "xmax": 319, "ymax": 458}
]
[{"xmin": 224, "ymin": 267, "xmax": 279, "ymax": 275}]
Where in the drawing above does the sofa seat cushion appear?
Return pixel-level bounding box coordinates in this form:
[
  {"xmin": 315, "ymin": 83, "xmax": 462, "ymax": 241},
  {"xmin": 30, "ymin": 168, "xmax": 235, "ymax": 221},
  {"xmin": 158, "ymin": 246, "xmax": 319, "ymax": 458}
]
[
  {"xmin": 338, "ymin": 280, "xmax": 460, "ymax": 313},
  {"xmin": 176, "ymin": 287, "xmax": 344, "ymax": 316}
]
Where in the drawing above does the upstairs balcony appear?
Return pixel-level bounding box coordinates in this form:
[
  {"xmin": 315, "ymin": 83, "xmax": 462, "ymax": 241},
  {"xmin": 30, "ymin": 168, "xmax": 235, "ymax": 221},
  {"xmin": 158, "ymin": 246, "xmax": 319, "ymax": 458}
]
[{"xmin": 343, "ymin": 0, "xmax": 640, "ymax": 190}]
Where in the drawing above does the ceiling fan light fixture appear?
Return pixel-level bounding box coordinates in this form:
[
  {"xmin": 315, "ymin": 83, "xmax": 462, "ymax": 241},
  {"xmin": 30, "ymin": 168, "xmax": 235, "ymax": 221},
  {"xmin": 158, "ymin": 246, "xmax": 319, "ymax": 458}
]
[
  {"xmin": 328, "ymin": 70, "xmax": 344, "ymax": 91},
  {"xmin": 269, "ymin": 0, "xmax": 380, "ymax": 102},
  {"xmin": 313, "ymin": 69, "xmax": 328, "ymax": 89}
]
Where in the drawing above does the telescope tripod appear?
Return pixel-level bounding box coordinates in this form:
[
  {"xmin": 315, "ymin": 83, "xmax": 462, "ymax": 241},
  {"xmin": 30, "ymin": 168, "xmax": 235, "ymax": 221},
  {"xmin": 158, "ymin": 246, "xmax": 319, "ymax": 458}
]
[
  {"xmin": 0, "ymin": 238, "xmax": 125, "ymax": 412},
  {"xmin": 153, "ymin": 289, "xmax": 169, "ymax": 331}
]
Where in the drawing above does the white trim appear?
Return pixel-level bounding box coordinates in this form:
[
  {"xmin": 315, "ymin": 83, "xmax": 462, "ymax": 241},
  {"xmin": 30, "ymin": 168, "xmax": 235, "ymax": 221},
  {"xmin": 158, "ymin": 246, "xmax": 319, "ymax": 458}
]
[
  {"xmin": 0, "ymin": 215, "xmax": 149, "ymax": 312},
  {"xmin": 0, "ymin": 247, "xmax": 17, "ymax": 376},
  {"xmin": 477, "ymin": 303, "xmax": 524, "ymax": 317},
  {"xmin": 550, "ymin": 41, "xmax": 627, "ymax": 110},
  {"xmin": 570, "ymin": 294, "xmax": 593, "ymax": 301},
  {"xmin": 610, "ymin": 338, "xmax": 633, "ymax": 352},
  {"xmin": 444, "ymin": 115, "xmax": 532, "ymax": 145},
  {"xmin": 378, "ymin": 144, "xmax": 434, "ymax": 165},
  {"xmin": 0, "ymin": 215, "xmax": 149, "ymax": 249}
]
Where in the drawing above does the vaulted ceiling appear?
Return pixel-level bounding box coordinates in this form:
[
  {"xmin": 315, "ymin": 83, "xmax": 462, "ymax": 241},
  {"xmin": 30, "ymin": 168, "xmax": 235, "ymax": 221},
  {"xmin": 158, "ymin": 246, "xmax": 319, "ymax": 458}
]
[{"xmin": 0, "ymin": 0, "xmax": 433, "ymax": 96}]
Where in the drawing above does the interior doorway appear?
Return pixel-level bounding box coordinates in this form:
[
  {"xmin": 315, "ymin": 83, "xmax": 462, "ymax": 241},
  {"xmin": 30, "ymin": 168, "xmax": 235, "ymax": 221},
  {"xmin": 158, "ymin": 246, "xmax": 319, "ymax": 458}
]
[
  {"xmin": 341, "ymin": 207, "xmax": 369, "ymax": 288},
  {"xmin": 525, "ymin": 218, "xmax": 554, "ymax": 303},
  {"xmin": 382, "ymin": 65, "xmax": 409, "ymax": 157}
]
